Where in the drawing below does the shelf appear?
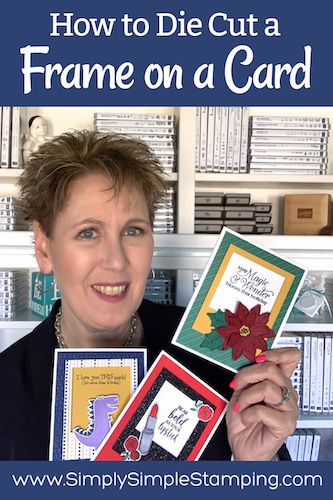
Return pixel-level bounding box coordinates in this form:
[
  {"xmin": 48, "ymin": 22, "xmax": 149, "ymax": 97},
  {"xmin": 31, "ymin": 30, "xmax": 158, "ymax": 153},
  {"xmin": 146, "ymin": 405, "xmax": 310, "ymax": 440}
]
[
  {"xmin": 285, "ymin": 312, "xmax": 333, "ymax": 332},
  {"xmin": 3, "ymin": 306, "xmax": 332, "ymax": 333},
  {"xmin": 0, "ymin": 231, "xmax": 36, "ymax": 268},
  {"xmin": 4, "ymin": 231, "xmax": 333, "ymax": 248},
  {"xmin": 0, "ymin": 231, "xmax": 34, "ymax": 246},
  {"xmin": 154, "ymin": 234, "xmax": 333, "ymax": 264},
  {"xmin": 154, "ymin": 234, "xmax": 333, "ymax": 252},
  {"xmin": 0, "ymin": 309, "xmax": 42, "ymax": 329},
  {"xmin": 297, "ymin": 415, "xmax": 333, "ymax": 429},
  {"xmin": 163, "ymin": 172, "xmax": 177, "ymax": 182},
  {"xmin": 195, "ymin": 173, "xmax": 333, "ymax": 186},
  {"xmin": 0, "ymin": 168, "xmax": 24, "ymax": 182},
  {"xmin": 2, "ymin": 232, "xmax": 333, "ymax": 270}
]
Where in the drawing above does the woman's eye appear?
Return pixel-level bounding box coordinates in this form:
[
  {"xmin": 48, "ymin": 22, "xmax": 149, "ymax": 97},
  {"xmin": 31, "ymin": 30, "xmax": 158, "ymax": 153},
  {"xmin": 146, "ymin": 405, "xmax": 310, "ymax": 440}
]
[
  {"xmin": 79, "ymin": 228, "xmax": 97, "ymax": 239},
  {"xmin": 125, "ymin": 227, "xmax": 143, "ymax": 237}
]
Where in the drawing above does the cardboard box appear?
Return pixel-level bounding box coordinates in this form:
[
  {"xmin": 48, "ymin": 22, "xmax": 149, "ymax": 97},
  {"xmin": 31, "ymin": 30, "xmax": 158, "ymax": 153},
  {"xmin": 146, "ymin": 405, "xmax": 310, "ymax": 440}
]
[
  {"xmin": 31, "ymin": 272, "xmax": 61, "ymax": 318},
  {"xmin": 284, "ymin": 194, "xmax": 331, "ymax": 235}
]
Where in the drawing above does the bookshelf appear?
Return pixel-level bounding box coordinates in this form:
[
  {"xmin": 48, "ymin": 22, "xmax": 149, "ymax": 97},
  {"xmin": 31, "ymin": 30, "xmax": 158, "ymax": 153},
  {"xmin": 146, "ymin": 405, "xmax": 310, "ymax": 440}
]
[
  {"xmin": 195, "ymin": 172, "xmax": 333, "ymax": 185},
  {"xmin": 1, "ymin": 106, "xmax": 333, "ymax": 460},
  {"xmin": 297, "ymin": 415, "xmax": 333, "ymax": 429}
]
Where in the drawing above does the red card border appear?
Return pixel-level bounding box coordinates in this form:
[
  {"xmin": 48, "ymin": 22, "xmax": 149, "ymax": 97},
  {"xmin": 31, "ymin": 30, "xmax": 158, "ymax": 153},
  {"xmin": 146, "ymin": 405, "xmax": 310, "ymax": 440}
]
[{"xmin": 95, "ymin": 351, "xmax": 228, "ymax": 461}]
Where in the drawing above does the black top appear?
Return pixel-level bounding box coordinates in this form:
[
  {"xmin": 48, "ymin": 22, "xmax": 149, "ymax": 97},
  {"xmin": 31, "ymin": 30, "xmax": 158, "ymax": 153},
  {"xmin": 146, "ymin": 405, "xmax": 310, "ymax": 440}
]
[{"xmin": 0, "ymin": 299, "xmax": 290, "ymax": 460}]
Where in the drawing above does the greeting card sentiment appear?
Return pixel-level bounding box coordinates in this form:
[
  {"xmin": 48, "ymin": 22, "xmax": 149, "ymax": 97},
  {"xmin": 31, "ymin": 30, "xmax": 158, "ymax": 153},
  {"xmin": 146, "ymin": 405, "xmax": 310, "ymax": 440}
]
[
  {"xmin": 172, "ymin": 228, "xmax": 307, "ymax": 372},
  {"xmin": 49, "ymin": 348, "xmax": 147, "ymax": 461},
  {"xmin": 94, "ymin": 351, "xmax": 228, "ymax": 461},
  {"xmin": 136, "ymin": 381, "xmax": 201, "ymax": 458}
]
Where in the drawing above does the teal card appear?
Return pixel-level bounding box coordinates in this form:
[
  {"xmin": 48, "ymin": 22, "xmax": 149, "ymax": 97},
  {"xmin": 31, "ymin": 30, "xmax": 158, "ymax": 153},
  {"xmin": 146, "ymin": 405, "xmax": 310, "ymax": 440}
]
[{"xmin": 172, "ymin": 228, "xmax": 307, "ymax": 373}]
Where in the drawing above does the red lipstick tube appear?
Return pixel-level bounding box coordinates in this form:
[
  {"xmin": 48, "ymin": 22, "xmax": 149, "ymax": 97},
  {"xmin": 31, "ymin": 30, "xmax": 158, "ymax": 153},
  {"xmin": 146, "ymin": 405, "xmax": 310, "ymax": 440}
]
[{"xmin": 138, "ymin": 403, "xmax": 158, "ymax": 456}]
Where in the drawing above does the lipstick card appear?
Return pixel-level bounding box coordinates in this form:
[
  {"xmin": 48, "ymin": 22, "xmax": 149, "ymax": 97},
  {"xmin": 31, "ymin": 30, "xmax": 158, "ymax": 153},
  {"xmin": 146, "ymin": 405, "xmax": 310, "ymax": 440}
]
[
  {"xmin": 49, "ymin": 348, "xmax": 147, "ymax": 461},
  {"xmin": 94, "ymin": 351, "xmax": 228, "ymax": 461},
  {"xmin": 172, "ymin": 228, "xmax": 307, "ymax": 373}
]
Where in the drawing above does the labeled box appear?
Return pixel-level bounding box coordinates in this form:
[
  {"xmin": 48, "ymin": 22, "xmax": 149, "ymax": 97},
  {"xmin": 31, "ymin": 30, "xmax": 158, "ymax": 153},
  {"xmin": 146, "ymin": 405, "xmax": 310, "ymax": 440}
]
[
  {"xmin": 224, "ymin": 193, "xmax": 251, "ymax": 206},
  {"xmin": 31, "ymin": 272, "xmax": 61, "ymax": 318},
  {"xmin": 195, "ymin": 193, "xmax": 224, "ymax": 206},
  {"xmin": 284, "ymin": 194, "xmax": 331, "ymax": 235}
]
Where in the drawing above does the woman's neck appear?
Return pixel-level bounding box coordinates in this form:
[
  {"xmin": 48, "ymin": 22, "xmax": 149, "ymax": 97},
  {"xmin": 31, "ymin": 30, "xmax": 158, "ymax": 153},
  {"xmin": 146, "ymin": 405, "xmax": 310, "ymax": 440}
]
[{"xmin": 57, "ymin": 303, "xmax": 142, "ymax": 348}]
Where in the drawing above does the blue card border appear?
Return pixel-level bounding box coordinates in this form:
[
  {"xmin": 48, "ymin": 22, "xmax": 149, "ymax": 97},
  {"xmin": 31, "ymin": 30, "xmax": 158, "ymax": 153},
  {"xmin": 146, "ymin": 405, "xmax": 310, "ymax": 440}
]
[{"xmin": 50, "ymin": 348, "xmax": 147, "ymax": 461}]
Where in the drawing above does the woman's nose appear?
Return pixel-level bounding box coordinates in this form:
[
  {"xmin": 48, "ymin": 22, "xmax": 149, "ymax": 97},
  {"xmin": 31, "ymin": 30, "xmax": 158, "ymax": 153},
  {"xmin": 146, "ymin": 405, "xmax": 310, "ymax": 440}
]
[{"xmin": 100, "ymin": 237, "xmax": 127, "ymax": 271}]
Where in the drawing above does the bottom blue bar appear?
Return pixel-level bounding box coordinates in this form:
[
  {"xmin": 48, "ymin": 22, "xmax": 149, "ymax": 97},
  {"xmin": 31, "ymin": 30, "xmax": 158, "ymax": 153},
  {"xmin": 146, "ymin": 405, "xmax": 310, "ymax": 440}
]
[{"xmin": 0, "ymin": 461, "xmax": 331, "ymax": 500}]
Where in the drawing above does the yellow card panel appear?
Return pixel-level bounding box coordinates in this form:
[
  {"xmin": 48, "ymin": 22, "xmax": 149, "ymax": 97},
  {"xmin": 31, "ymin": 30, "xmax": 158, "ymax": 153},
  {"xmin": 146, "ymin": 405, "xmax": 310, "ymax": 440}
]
[
  {"xmin": 71, "ymin": 366, "xmax": 131, "ymax": 430},
  {"xmin": 192, "ymin": 245, "xmax": 295, "ymax": 334}
]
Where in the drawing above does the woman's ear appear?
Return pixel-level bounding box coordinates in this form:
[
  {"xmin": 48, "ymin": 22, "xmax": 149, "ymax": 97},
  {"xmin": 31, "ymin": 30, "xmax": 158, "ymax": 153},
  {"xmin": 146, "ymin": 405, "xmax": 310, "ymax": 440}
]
[{"xmin": 32, "ymin": 221, "xmax": 54, "ymax": 274}]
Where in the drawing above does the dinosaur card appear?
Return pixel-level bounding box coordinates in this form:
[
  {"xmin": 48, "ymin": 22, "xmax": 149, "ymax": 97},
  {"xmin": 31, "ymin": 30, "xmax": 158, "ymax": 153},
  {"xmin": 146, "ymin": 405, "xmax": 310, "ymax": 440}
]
[
  {"xmin": 49, "ymin": 348, "xmax": 147, "ymax": 461},
  {"xmin": 172, "ymin": 228, "xmax": 307, "ymax": 373},
  {"xmin": 93, "ymin": 351, "xmax": 228, "ymax": 461}
]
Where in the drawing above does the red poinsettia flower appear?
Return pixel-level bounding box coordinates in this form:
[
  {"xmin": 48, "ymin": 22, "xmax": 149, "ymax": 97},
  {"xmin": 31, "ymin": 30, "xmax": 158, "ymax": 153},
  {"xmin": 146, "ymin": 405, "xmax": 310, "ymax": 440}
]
[{"xmin": 216, "ymin": 302, "xmax": 275, "ymax": 362}]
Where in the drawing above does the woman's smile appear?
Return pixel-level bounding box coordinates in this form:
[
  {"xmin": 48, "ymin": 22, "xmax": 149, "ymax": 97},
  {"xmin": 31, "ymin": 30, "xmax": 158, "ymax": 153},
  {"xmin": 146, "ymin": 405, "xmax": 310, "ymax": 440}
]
[{"xmin": 91, "ymin": 282, "xmax": 129, "ymax": 302}]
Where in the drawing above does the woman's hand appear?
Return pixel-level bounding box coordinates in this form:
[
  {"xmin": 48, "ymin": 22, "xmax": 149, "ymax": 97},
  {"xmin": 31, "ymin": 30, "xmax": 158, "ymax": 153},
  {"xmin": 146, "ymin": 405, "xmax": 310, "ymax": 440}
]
[{"xmin": 226, "ymin": 347, "xmax": 300, "ymax": 461}]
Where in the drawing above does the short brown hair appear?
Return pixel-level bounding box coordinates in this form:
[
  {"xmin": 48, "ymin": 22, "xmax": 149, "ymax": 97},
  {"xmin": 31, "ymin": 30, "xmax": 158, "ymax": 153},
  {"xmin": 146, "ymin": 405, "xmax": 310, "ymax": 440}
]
[{"xmin": 18, "ymin": 130, "xmax": 167, "ymax": 237}]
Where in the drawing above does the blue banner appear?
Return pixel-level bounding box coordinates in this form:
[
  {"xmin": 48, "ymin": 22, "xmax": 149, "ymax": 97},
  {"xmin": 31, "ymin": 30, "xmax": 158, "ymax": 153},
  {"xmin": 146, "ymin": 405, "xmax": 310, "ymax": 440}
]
[
  {"xmin": 0, "ymin": 1, "xmax": 332, "ymax": 497},
  {"xmin": 0, "ymin": 460, "xmax": 331, "ymax": 500},
  {"xmin": 0, "ymin": 0, "xmax": 332, "ymax": 105}
]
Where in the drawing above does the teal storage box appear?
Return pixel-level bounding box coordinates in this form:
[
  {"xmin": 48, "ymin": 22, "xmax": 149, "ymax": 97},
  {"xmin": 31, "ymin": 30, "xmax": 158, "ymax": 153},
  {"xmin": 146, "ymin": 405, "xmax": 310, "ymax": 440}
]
[{"xmin": 31, "ymin": 272, "xmax": 61, "ymax": 318}]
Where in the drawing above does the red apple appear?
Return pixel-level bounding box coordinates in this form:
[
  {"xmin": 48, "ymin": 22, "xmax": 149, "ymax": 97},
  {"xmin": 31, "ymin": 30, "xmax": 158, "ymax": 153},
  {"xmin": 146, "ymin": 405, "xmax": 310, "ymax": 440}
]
[
  {"xmin": 197, "ymin": 404, "xmax": 214, "ymax": 422},
  {"xmin": 124, "ymin": 435, "xmax": 139, "ymax": 452}
]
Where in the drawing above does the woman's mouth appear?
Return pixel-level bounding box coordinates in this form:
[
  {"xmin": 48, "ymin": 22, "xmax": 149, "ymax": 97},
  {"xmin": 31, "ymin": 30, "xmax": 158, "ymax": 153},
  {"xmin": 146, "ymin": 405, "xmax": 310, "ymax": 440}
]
[
  {"xmin": 91, "ymin": 283, "xmax": 129, "ymax": 303},
  {"xmin": 92, "ymin": 284, "xmax": 127, "ymax": 296}
]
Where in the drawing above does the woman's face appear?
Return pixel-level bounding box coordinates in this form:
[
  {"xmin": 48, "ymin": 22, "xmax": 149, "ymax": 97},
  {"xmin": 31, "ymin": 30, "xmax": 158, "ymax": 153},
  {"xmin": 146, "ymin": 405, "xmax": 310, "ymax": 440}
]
[{"xmin": 36, "ymin": 173, "xmax": 154, "ymax": 334}]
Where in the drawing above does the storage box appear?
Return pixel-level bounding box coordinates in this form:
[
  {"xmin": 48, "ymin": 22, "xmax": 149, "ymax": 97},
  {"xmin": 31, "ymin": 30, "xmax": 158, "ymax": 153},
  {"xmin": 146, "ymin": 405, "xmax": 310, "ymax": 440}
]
[
  {"xmin": 195, "ymin": 207, "xmax": 224, "ymax": 219},
  {"xmin": 253, "ymin": 202, "xmax": 272, "ymax": 213},
  {"xmin": 224, "ymin": 193, "xmax": 251, "ymax": 206},
  {"xmin": 255, "ymin": 224, "xmax": 274, "ymax": 234},
  {"xmin": 224, "ymin": 220, "xmax": 256, "ymax": 233},
  {"xmin": 195, "ymin": 193, "xmax": 224, "ymax": 206},
  {"xmin": 224, "ymin": 206, "xmax": 255, "ymax": 220},
  {"xmin": 195, "ymin": 220, "xmax": 223, "ymax": 233},
  {"xmin": 255, "ymin": 214, "xmax": 272, "ymax": 223},
  {"xmin": 31, "ymin": 272, "xmax": 61, "ymax": 318},
  {"xmin": 284, "ymin": 194, "xmax": 332, "ymax": 235}
]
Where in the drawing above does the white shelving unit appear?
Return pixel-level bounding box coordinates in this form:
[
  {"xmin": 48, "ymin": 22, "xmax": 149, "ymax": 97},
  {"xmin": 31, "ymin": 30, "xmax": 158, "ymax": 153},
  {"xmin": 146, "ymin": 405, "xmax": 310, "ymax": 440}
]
[
  {"xmin": 1, "ymin": 106, "xmax": 333, "ymax": 459},
  {"xmin": 297, "ymin": 416, "xmax": 333, "ymax": 429},
  {"xmin": 0, "ymin": 309, "xmax": 41, "ymax": 330},
  {"xmin": 285, "ymin": 314, "xmax": 333, "ymax": 333}
]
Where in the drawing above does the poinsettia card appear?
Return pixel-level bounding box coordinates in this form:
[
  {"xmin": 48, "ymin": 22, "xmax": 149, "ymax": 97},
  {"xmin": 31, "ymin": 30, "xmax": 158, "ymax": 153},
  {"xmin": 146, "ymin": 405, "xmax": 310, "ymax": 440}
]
[
  {"xmin": 93, "ymin": 351, "xmax": 228, "ymax": 461},
  {"xmin": 49, "ymin": 348, "xmax": 147, "ymax": 461},
  {"xmin": 172, "ymin": 228, "xmax": 307, "ymax": 373}
]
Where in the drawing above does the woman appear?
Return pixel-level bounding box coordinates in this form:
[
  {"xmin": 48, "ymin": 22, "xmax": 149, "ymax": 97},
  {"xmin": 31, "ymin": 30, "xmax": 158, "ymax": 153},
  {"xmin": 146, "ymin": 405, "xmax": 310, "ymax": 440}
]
[{"xmin": 0, "ymin": 130, "xmax": 299, "ymax": 460}]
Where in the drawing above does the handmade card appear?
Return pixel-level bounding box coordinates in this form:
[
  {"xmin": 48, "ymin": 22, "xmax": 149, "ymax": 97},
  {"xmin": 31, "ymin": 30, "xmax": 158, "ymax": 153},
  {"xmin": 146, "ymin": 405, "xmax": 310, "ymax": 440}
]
[
  {"xmin": 172, "ymin": 228, "xmax": 307, "ymax": 373},
  {"xmin": 49, "ymin": 348, "xmax": 147, "ymax": 461},
  {"xmin": 94, "ymin": 351, "xmax": 228, "ymax": 461}
]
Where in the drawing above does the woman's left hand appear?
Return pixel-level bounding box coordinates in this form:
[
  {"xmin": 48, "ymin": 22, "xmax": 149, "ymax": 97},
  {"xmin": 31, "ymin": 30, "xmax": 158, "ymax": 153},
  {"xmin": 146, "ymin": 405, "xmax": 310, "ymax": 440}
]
[{"xmin": 226, "ymin": 347, "xmax": 300, "ymax": 461}]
